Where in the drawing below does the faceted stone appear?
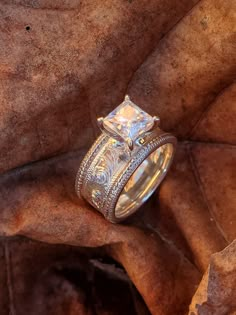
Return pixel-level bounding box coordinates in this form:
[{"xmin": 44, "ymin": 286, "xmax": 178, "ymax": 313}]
[{"xmin": 103, "ymin": 96, "xmax": 154, "ymax": 141}]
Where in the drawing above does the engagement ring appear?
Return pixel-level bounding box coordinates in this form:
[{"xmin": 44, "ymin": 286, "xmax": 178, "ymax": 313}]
[{"xmin": 75, "ymin": 95, "xmax": 177, "ymax": 223}]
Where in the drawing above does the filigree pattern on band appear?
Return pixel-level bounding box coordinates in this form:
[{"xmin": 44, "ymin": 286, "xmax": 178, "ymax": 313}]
[
  {"xmin": 75, "ymin": 128, "xmax": 177, "ymax": 222},
  {"xmin": 81, "ymin": 140, "xmax": 132, "ymax": 210}
]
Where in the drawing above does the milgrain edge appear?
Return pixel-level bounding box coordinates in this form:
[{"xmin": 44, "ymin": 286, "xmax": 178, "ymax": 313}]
[
  {"xmin": 104, "ymin": 133, "xmax": 177, "ymax": 222},
  {"xmin": 75, "ymin": 133, "xmax": 108, "ymax": 198}
]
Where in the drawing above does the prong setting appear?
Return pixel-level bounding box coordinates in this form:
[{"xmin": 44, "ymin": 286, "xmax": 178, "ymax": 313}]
[
  {"xmin": 97, "ymin": 117, "xmax": 104, "ymax": 130},
  {"xmin": 124, "ymin": 94, "xmax": 130, "ymax": 101},
  {"xmin": 98, "ymin": 95, "xmax": 157, "ymax": 151},
  {"xmin": 153, "ymin": 116, "xmax": 160, "ymax": 126},
  {"xmin": 125, "ymin": 137, "xmax": 134, "ymax": 151}
]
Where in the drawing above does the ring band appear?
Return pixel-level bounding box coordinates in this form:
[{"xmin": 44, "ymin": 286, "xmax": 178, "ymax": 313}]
[{"xmin": 75, "ymin": 95, "xmax": 177, "ymax": 223}]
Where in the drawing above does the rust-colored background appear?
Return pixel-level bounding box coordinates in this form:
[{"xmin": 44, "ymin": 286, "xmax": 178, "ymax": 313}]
[{"xmin": 0, "ymin": 1, "xmax": 235, "ymax": 314}]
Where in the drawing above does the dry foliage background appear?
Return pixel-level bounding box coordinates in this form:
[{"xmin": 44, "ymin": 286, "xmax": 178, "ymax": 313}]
[{"xmin": 0, "ymin": 0, "xmax": 235, "ymax": 314}]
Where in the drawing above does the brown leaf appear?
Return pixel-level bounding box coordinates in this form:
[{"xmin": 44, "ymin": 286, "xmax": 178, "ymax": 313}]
[
  {"xmin": 0, "ymin": 0, "xmax": 235, "ymax": 314},
  {"xmin": 0, "ymin": 0, "xmax": 198, "ymax": 173},
  {"xmin": 189, "ymin": 240, "xmax": 236, "ymax": 315},
  {"xmin": 0, "ymin": 151, "xmax": 200, "ymax": 314}
]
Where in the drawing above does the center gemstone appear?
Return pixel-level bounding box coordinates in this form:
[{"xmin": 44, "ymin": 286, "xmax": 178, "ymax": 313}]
[{"xmin": 103, "ymin": 96, "xmax": 154, "ymax": 142}]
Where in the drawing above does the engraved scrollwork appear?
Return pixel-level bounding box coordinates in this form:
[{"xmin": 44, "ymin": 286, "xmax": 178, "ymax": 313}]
[
  {"xmin": 93, "ymin": 147, "xmax": 119, "ymax": 186},
  {"xmin": 91, "ymin": 189, "xmax": 103, "ymax": 209},
  {"xmin": 89, "ymin": 144, "xmax": 124, "ymax": 207}
]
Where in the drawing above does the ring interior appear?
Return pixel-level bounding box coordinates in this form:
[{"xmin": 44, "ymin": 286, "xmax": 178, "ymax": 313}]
[{"xmin": 115, "ymin": 143, "xmax": 174, "ymax": 219}]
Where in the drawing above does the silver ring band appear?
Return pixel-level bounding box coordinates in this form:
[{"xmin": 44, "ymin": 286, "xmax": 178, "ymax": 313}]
[{"xmin": 75, "ymin": 96, "xmax": 177, "ymax": 223}]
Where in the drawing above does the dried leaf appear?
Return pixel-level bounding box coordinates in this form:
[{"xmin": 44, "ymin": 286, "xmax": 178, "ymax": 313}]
[
  {"xmin": 0, "ymin": 0, "xmax": 235, "ymax": 314},
  {"xmin": 189, "ymin": 241, "xmax": 236, "ymax": 315}
]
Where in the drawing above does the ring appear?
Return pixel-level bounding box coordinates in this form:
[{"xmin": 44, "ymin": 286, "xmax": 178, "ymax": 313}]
[{"xmin": 75, "ymin": 95, "xmax": 177, "ymax": 223}]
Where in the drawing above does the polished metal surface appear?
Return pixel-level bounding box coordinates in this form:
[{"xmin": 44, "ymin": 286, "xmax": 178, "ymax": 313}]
[
  {"xmin": 115, "ymin": 143, "xmax": 173, "ymax": 218},
  {"xmin": 76, "ymin": 129, "xmax": 176, "ymax": 223},
  {"xmin": 75, "ymin": 95, "xmax": 177, "ymax": 223}
]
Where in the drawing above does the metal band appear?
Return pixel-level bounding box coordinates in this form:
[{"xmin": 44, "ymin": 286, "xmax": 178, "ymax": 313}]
[{"xmin": 75, "ymin": 127, "xmax": 177, "ymax": 223}]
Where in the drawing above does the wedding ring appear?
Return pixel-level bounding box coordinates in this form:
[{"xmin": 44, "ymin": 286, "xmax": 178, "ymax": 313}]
[{"xmin": 75, "ymin": 95, "xmax": 177, "ymax": 223}]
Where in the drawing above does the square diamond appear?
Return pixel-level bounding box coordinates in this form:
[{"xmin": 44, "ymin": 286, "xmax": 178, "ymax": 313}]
[{"xmin": 103, "ymin": 96, "xmax": 154, "ymax": 142}]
